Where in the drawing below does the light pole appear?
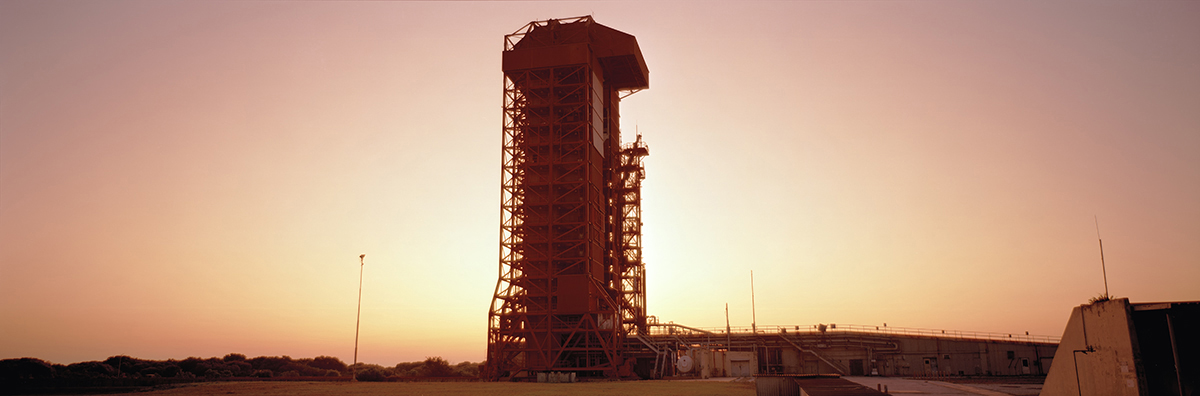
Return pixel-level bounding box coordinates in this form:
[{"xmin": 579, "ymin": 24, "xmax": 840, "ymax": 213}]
[
  {"xmin": 353, "ymin": 254, "xmax": 365, "ymax": 381},
  {"xmin": 751, "ymin": 270, "xmax": 757, "ymax": 333}
]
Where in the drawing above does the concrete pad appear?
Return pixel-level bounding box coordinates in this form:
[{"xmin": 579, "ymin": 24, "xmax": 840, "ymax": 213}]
[
  {"xmin": 672, "ymin": 376, "xmax": 742, "ymax": 382},
  {"xmin": 842, "ymin": 377, "xmax": 1007, "ymax": 395},
  {"xmin": 794, "ymin": 377, "xmax": 888, "ymax": 395},
  {"xmin": 930, "ymin": 381, "xmax": 1015, "ymax": 396},
  {"xmin": 942, "ymin": 382, "xmax": 1042, "ymax": 396}
]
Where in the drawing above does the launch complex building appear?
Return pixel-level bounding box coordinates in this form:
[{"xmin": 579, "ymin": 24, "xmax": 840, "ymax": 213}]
[
  {"xmin": 480, "ymin": 17, "xmax": 1198, "ymax": 395},
  {"xmin": 482, "ymin": 16, "xmax": 1067, "ymax": 382}
]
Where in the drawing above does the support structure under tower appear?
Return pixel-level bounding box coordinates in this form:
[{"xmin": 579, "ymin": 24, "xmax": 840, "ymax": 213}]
[{"xmin": 486, "ymin": 16, "xmax": 650, "ymax": 381}]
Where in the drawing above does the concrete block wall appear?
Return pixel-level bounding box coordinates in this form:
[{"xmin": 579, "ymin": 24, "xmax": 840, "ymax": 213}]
[
  {"xmin": 1042, "ymin": 298, "xmax": 1198, "ymax": 396},
  {"xmin": 1042, "ymin": 298, "xmax": 1143, "ymax": 395}
]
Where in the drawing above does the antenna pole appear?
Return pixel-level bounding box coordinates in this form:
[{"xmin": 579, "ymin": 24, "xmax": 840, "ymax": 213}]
[
  {"xmin": 1095, "ymin": 217, "xmax": 1109, "ymax": 298},
  {"xmin": 725, "ymin": 303, "xmax": 732, "ymax": 347},
  {"xmin": 353, "ymin": 254, "xmax": 365, "ymax": 381},
  {"xmin": 751, "ymin": 270, "xmax": 757, "ymax": 333}
]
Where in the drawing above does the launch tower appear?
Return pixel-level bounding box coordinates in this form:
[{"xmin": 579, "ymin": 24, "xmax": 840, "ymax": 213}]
[{"xmin": 486, "ymin": 16, "xmax": 650, "ymax": 380}]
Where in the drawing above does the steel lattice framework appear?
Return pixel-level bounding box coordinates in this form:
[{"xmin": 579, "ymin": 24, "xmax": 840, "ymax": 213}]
[
  {"xmin": 616, "ymin": 137, "xmax": 649, "ymax": 337},
  {"xmin": 486, "ymin": 16, "xmax": 649, "ymax": 381}
]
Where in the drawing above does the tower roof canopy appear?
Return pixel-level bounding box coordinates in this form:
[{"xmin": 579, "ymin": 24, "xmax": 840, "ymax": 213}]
[{"xmin": 503, "ymin": 17, "xmax": 649, "ymax": 90}]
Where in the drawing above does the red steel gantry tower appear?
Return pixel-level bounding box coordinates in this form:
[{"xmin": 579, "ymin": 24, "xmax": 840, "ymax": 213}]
[{"xmin": 487, "ymin": 16, "xmax": 650, "ymax": 380}]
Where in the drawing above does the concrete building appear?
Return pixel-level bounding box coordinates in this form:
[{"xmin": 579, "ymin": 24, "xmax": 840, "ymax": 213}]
[
  {"xmin": 634, "ymin": 323, "xmax": 1058, "ymax": 379},
  {"xmin": 1041, "ymin": 298, "xmax": 1198, "ymax": 396}
]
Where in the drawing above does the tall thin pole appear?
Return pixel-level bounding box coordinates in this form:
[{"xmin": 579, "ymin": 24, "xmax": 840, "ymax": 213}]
[
  {"xmin": 1095, "ymin": 216, "xmax": 1109, "ymax": 298},
  {"xmin": 353, "ymin": 254, "xmax": 365, "ymax": 381},
  {"xmin": 750, "ymin": 270, "xmax": 757, "ymax": 333},
  {"xmin": 725, "ymin": 303, "xmax": 732, "ymax": 347}
]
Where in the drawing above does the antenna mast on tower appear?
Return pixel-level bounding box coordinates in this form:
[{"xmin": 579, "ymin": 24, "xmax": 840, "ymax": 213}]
[{"xmin": 1095, "ymin": 216, "xmax": 1109, "ymax": 299}]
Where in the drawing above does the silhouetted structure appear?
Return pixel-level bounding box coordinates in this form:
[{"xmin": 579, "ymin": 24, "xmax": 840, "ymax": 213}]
[
  {"xmin": 483, "ymin": 16, "xmax": 1065, "ymax": 383},
  {"xmin": 1041, "ymin": 298, "xmax": 1198, "ymax": 396},
  {"xmin": 644, "ymin": 323, "xmax": 1057, "ymax": 379},
  {"xmin": 486, "ymin": 16, "xmax": 650, "ymax": 380}
]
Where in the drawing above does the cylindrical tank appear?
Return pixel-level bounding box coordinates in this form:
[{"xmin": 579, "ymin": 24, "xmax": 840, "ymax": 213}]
[{"xmin": 676, "ymin": 355, "xmax": 694, "ymax": 373}]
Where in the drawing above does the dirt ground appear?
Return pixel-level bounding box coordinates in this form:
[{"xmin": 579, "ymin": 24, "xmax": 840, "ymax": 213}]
[{"xmin": 124, "ymin": 380, "xmax": 756, "ymax": 396}]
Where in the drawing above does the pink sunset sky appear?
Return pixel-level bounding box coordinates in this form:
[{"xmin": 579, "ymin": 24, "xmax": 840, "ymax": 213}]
[{"xmin": 2, "ymin": 1, "xmax": 1197, "ymax": 366}]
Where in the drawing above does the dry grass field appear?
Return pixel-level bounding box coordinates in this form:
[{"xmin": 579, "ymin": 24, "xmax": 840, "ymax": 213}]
[{"xmin": 132, "ymin": 380, "xmax": 756, "ymax": 396}]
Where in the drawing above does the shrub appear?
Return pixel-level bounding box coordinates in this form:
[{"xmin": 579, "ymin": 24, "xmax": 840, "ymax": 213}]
[
  {"xmin": 453, "ymin": 361, "xmax": 481, "ymax": 377},
  {"xmin": 309, "ymin": 356, "xmax": 348, "ymax": 373},
  {"xmin": 247, "ymin": 356, "xmax": 292, "ymax": 373},
  {"xmin": 178, "ymin": 357, "xmax": 204, "ymax": 375},
  {"xmin": 394, "ymin": 361, "xmax": 421, "ymax": 376},
  {"xmin": 103, "ymin": 355, "xmax": 145, "ymax": 376},
  {"xmin": 63, "ymin": 361, "xmax": 115, "ymax": 378},
  {"xmin": 417, "ymin": 357, "xmax": 454, "ymax": 377},
  {"xmin": 354, "ymin": 367, "xmax": 387, "ymax": 382},
  {"xmin": 225, "ymin": 360, "xmax": 253, "ymax": 376},
  {"xmin": 279, "ymin": 362, "xmax": 324, "ymax": 376},
  {"xmin": 160, "ymin": 364, "xmax": 181, "ymax": 378},
  {"xmin": 0, "ymin": 358, "xmax": 55, "ymax": 380}
]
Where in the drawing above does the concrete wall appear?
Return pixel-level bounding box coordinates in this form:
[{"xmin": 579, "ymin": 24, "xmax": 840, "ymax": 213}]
[
  {"xmin": 1042, "ymin": 298, "xmax": 1199, "ymax": 396},
  {"xmin": 684, "ymin": 348, "xmax": 758, "ymax": 378},
  {"xmin": 728, "ymin": 351, "xmax": 756, "ymax": 377},
  {"xmin": 1042, "ymin": 298, "xmax": 1143, "ymax": 396}
]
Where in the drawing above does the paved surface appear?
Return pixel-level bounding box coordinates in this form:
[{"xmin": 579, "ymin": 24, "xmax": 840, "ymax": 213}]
[
  {"xmin": 794, "ymin": 377, "xmax": 889, "ymax": 395},
  {"xmin": 943, "ymin": 382, "xmax": 1041, "ymax": 396},
  {"xmin": 841, "ymin": 377, "xmax": 1009, "ymax": 395},
  {"xmin": 686, "ymin": 376, "xmax": 1040, "ymax": 396},
  {"xmin": 674, "ymin": 376, "xmax": 752, "ymax": 382}
]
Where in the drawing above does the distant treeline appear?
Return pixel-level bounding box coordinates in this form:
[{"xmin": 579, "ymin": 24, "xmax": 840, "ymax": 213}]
[{"xmin": 0, "ymin": 354, "xmax": 482, "ymax": 383}]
